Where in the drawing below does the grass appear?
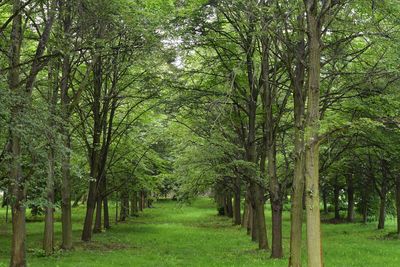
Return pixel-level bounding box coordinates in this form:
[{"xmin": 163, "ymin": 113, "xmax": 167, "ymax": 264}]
[{"xmin": 0, "ymin": 198, "xmax": 399, "ymax": 266}]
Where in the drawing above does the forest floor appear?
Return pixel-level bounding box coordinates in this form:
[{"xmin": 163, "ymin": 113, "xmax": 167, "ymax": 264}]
[{"xmin": 0, "ymin": 198, "xmax": 399, "ymax": 267}]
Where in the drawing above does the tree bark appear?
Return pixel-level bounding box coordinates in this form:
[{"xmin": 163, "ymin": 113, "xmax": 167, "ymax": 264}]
[
  {"xmin": 269, "ymin": 145, "xmax": 283, "ymax": 258},
  {"xmin": 43, "ymin": 54, "xmax": 59, "ymax": 256},
  {"xmin": 304, "ymin": 1, "xmax": 323, "ymax": 266},
  {"xmin": 93, "ymin": 196, "xmax": 102, "ymax": 233},
  {"xmin": 377, "ymin": 159, "xmax": 388, "ymax": 230},
  {"xmin": 104, "ymin": 196, "xmax": 110, "ymax": 229},
  {"xmin": 233, "ymin": 181, "xmax": 241, "ymax": 225},
  {"xmin": 346, "ymin": 172, "xmax": 355, "ymax": 222},
  {"xmin": 8, "ymin": 1, "xmax": 26, "ymax": 265},
  {"xmin": 333, "ymin": 177, "xmax": 340, "ymax": 220},
  {"xmin": 59, "ymin": 0, "xmax": 73, "ymax": 249},
  {"xmin": 82, "ymin": 32, "xmax": 103, "ymax": 241},
  {"xmin": 43, "ymin": 147, "xmax": 55, "ymax": 255},
  {"xmin": 322, "ymin": 188, "xmax": 328, "ymax": 214},
  {"xmin": 131, "ymin": 192, "xmax": 138, "ymax": 215},
  {"xmin": 378, "ymin": 196, "xmax": 386, "ymax": 229},
  {"xmin": 288, "ymin": 11, "xmax": 306, "ymax": 267},
  {"xmin": 396, "ymin": 175, "xmax": 400, "ymax": 237},
  {"xmin": 60, "ymin": 133, "xmax": 73, "ymax": 249},
  {"xmin": 226, "ymin": 193, "xmax": 233, "ymax": 218},
  {"xmin": 119, "ymin": 189, "xmax": 129, "ymax": 221},
  {"xmin": 94, "ymin": 177, "xmax": 107, "ymax": 233},
  {"xmin": 242, "ymin": 195, "xmax": 250, "ymax": 231}
]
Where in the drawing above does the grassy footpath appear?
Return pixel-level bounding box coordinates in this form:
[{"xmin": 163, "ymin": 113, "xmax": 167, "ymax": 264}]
[{"xmin": 0, "ymin": 198, "xmax": 399, "ymax": 266}]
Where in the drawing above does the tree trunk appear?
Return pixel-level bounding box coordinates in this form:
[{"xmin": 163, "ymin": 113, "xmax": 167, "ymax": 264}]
[
  {"xmin": 93, "ymin": 196, "xmax": 102, "ymax": 233},
  {"xmin": 271, "ymin": 201, "xmax": 283, "ymax": 258},
  {"xmin": 119, "ymin": 189, "xmax": 129, "ymax": 221},
  {"xmin": 378, "ymin": 196, "xmax": 386, "ymax": 229},
  {"xmin": 61, "ymin": 134, "xmax": 73, "ymax": 249},
  {"xmin": 346, "ymin": 173, "xmax": 355, "ymax": 222},
  {"xmin": 9, "ymin": 1, "xmax": 26, "ymax": 265},
  {"xmin": 104, "ymin": 196, "xmax": 110, "ymax": 229},
  {"xmin": 131, "ymin": 192, "xmax": 138, "ymax": 215},
  {"xmin": 247, "ymin": 203, "xmax": 253, "ymax": 236},
  {"xmin": 322, "ymin": 188, "xmax": 328, "ymax": 214},
  {"xmin": 378, "ymin": 159, "xmax": 388, "ymax": 230},
  {"xmin": 43, "ymin": 57, "xmax": 58, "ymax": 255},
  {"xmin": 251, "ymin": 184, "xmax": 268, "ymax": 250},
  {"xmin": 226, "ymin": 193, "xmax": 233, "ymax": 218},
  {"xmin": 60, "ymin": 0, "xmax": 73, "ymax": 250},
  {"xmin": 233, "ymin": 183, "xmax": 241, "ymax": 225},
  {"xmin": 304, "ymin": 1, "xmax": 323, "ymax": 265},
  {"xmin": 288, "ymin": 12, "xmax": 306, "ymax": 267},
  {"xmin": 115, "ymin": 194, "xmax": 119, "ymax": 223},
  {"xmin": 269, "ymin": 144, "xmax": 283, "ymax": 258},
  {"xmin": 361, "ymin": 177, "xmax": 370, "ymax": 224},
  {"xmin": 43, "ymin": 148, "xmax": 55, "ymax": 255},
  {"xmin": 251, "ymin": 198, "xmax": 258, "ymax": 242},
  {"xmin": 242, "ymin": 196, "xmax": 250, "ymax": 230},
  {"xmin": 362, "ymin": 194, "xmax": 368, "ymax": 224},
  {"xmin": 93, "ymin": 177, "xmax": 106, "ymax": 233},
  {"xmin": 333, "ymin": 177, "xmax": 340, "ymax": 220},
  {"xmin": 139, "ymin": 191, "xmax": 143, "ymax": 212},
  {"xmin": 82, "ymin": 36, "xmax": 103, "ymax": 241},
  {"xmin": 396, "ymin": 175, "xmax": 400, "ymax": 237},
  {"xmin": 82, "ymin": 182, "xmax": 97, "ymax": 241}
]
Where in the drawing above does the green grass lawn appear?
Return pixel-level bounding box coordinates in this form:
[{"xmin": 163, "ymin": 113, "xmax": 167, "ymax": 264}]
[{"xmin": 0, "ymin": 198, "xmax": 399, "ymax": 266}]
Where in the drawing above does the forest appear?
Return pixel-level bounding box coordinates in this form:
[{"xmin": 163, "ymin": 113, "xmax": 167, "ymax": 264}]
[{"xmin": 1, "ymin": 0, "xmax": 400, "ymax": 266}]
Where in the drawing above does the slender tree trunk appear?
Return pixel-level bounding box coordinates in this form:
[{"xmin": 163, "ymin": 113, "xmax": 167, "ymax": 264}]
[
  {"xmin": 8, "ymin": 1, "xmax": 26, "ymax": 265},
  {"xmin": 378, "ymin": 196, "xmax": 386, "ymax": 229},
  {"xmin": 304, "ymin": 1, "xmax": 323, "ymax": 265},
  {"xmin": 115, "ymin": 194, "xmax": 119, "ymax": 223},
  {"xmin": 269, "ymin": 145, "xmax": 283, "ymax": 258},
  {"xmin": 251, "ymin": 197, "xmax": 259, "ymax": 242},
  {"xmin": 119, "ymin": 189, "xmax": 129, "ymax": 221},
  {"xmin": 43, "ymin": 57, "xmax": 58, "ymax": 255},
  {"xmin": 93, "ymin": 196, "xmax": 102, "ymax": 233},
  {"xmin": 395, "ymin": 175, "xmax": 400, "ymax": 237},
  {"xmin": 248, "ymin": 204, "xmax": 253, "ymax": 236},
  {"xmin": 82, "ymin": 182, "xmax": 97, "ymax": 241},
  {"xmin": 346, "ymin": 173, "xmax": 355, "ymax": 222},
  {"xmin": 93, "ymin": 176, "xmax": 106, "ymax": 233},
  {"xmin": 103, "ymin": 196, "xmax": 110, "ymax": 229},
  {"xmin": 223, "ymin": 193, "xmax": 228, "ymax": 216},
  {"xmin": 226, "ymin": 193, "xmax": 233, "ymax": 218},
  {"xmin": 361, "ymin": 177, "xmax": 370, "ymax": 224},
  {"xmin": 82, "ymin": 34, "xmax": 103, "ymax": 241},
  {"xmin": 378, "ymin": 159, "xmax": 388, "ymax": 230},
  {"xmin": 242, "ymin": 196, "xmax": 250, "ymax": 230},
  {"xmin": 251, "ymin": 184, "xmax": 268, "ymax": 250},
  {"xmin": 322, "ymin": 188, "xmax": 328, "ymax": 214},
  {"xmin": 233, "ymin": 181, "xmax": 241, "ymax": 225},
  {"xmin": 139, "ymin": 191, "xmax": 144, "ymax": 212},
  {"xmin": 289, "ymin": 12, "xmax": 306, "ymax": 267},
  {"xmin": 43, "ymin": 147, "xmax": 55, "ymax": 255},
  {"xmin": 60, "ymin": 0, "xmax": 73, "ymax": 250},
  {"xmin": 333, "ymin": 177, "xmax": 340, "ymax": 220},
  {"xmin": 131, "ymin": 191, "xmax": 138, "ymax": 215},
  {"xmin": 61, "ymin": 134, "xmax": 72, "ymax": 248},
  {"xmin": 271, "ymin": 201, "xmax": 283, "ymax": 258}
]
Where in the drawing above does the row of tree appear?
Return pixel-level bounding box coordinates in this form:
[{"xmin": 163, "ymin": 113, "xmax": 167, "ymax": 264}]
[
  {"xmin": 170, "ymin": 1, "xmax": 400, "ymax": 267},
  {"xmin": 1, "ymin": 0, "xmax": 179, "ymax": 266},
  {"xmin": 1, "ymin": 1, "xmax": 400, "ymax": 267}
]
